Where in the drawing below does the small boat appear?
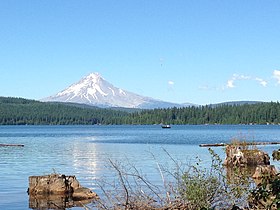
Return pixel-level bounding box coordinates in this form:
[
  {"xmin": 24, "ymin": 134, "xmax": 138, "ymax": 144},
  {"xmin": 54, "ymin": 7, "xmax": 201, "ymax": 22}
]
[{"xmin": 161, "ymin": 124, "xmax": 171, "ymax": 129}]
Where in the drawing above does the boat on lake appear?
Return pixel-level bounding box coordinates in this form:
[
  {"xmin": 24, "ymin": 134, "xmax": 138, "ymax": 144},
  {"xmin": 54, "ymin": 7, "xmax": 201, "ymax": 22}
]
[{"xmin": 161, "ymin": 124, "xmax": 171, "ymax": 129}]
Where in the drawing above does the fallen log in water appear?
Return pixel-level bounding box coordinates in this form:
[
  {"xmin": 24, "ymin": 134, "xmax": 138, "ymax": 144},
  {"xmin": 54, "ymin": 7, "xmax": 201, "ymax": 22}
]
[
  {"xmin": 0, "ymin": 144, "xmax": 24, "ymax": 147},
  {"xmin": 199, "ymin": 143, "xmax": 226, "ymax": 147},
  {"xmin": 199, "ymin": 142, "xmax": 280, "ymax": 147}
]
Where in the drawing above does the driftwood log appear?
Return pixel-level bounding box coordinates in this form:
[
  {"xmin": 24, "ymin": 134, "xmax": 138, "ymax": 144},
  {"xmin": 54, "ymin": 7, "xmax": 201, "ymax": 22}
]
[
  {"xmin": 199, "ymin": 141, "xmax": 280, "ymax": 147},
  {"xmin": 0, "ymin": 144, "xmax": 24, "ymax": 147}
]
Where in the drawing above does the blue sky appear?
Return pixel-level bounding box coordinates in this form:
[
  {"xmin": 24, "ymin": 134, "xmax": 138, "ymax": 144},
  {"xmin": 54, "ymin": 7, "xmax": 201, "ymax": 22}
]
[{"xmin": 0, "ymin": 0, "xmax": 280, "ymax": 105}]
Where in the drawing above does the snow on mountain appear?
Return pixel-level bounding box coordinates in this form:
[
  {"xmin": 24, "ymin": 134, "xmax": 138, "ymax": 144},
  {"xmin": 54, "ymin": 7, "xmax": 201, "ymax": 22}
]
[{"xmin": 42, "ymin": 72, "xmax": 191, "ymax": 109}]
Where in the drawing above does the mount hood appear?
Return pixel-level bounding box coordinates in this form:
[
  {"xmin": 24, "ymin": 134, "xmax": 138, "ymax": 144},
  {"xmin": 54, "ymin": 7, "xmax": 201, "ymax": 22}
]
[{"xmin": 42, "ymin": 73, "xmax": 191, "ymax": 109}]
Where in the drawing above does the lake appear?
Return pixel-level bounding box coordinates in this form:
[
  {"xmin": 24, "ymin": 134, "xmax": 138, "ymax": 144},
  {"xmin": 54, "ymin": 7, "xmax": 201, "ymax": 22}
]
[{"xmin": 0, "ymin": 125, "xmax": 280, "ymax": 209}]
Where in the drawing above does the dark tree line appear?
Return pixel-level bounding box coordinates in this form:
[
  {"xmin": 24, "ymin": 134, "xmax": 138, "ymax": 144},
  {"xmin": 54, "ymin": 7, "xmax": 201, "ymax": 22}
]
[
  {"xmin": 0, "ymin": 97, "xmax": 129, "ymax": 125},
  {"xmin": 0, "ymin": 97, "xmax": 279, "ymax": 125},
  {"xmin": 127, "ymin": 102, "xmax": 280, "ymax": 125}
]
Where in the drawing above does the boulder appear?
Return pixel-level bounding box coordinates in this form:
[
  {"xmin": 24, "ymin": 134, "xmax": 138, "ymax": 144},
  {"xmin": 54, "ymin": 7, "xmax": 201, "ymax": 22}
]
[
  {"xmin": 72, "ymin": 187, "xmax": 98, "ymax": 200},
  {"xmin": 272, "ymin": 149, "xmax": 280, "ymax": 161}
]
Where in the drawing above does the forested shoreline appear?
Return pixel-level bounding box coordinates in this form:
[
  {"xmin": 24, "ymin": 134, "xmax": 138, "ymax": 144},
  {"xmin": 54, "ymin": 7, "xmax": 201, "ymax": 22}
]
[{"xmin": 0, "ymin": 97, "xmax": 279, "ymax": 125}]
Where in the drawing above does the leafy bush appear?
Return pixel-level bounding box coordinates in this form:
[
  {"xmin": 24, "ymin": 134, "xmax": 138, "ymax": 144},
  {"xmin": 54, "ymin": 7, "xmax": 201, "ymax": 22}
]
[
  {"xmin": 93, "ymin": 148, "xmax": 255, "ymax": 210},
  {"xmin": 178, "ymin": 149, "xmax": 225, "ymax": 209}
]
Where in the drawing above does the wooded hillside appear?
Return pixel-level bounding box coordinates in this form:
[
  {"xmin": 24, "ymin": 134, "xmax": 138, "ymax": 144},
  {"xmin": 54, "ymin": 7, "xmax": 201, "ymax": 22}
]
[
  {"xmin": 0, "ymin": 97, "xmax": 128, "ymax": 125},
  {"xmin": 0, "ymin": 97, "xmax": 279, "ymax": 125}
]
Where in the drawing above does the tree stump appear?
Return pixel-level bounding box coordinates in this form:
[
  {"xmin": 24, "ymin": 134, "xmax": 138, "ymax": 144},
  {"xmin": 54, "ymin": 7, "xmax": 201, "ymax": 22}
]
[
  {"xmin": 28, "ymin": 174, "xmax": 98, "ymax": 209},
  {"xmin": 224, "ymin": 145, "xmax": 270, "ymax": 166}
]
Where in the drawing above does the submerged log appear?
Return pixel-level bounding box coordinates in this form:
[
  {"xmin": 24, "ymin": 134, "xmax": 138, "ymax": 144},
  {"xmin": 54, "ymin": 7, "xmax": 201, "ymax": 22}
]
[{"xmin": 28, "ymin": 174, "xmax": 98, "ymax": 209}]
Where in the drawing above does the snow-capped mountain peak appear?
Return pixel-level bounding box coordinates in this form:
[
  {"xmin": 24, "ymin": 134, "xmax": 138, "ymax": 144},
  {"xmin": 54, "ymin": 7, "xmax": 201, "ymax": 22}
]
[
  {"xmin": 56, "ymin": 73, "xmax": 102, "ymax": 99},
  {"xmin": 42, "ymin": 72, "xmax": 190, "ymax": 108},
  {"xmin": 85, "ymin": 72, "xmax": 102, "ymax": 83}
]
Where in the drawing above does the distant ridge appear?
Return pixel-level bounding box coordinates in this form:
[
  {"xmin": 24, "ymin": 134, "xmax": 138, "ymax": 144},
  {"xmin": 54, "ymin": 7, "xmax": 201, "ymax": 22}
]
[{"xmin": 42, "ymin": 72, "xmax": 194, "ymax": 109}]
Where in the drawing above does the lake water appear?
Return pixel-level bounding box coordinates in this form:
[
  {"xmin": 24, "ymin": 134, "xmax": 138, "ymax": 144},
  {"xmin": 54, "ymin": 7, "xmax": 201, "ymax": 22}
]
[{"xmin": 0, "ymin": 125, "xmax": 280, "ymax": 209}]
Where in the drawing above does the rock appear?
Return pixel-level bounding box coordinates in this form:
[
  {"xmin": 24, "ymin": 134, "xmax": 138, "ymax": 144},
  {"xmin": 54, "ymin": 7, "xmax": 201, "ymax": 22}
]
[
  {"xmin": 72, "ymin": 187, "xmax": 98, "ymax": 200},
  {"xmin": 224, "ymin": 145, "xmax": 270, "ymax": 166},
  {"xmin": 252, "ymin": 165, "xmax": 278, "ymax": 179},
  {"xmin": 271, "ymin": 203, "xmax": 278, "ymax": 210},
  {"xmin": 272, "ymin": 149, "xmax": 280, "ymax": 161},
  {"xmin": 28, "ymin": 174, "xmax": 98, "ymax": 209}
]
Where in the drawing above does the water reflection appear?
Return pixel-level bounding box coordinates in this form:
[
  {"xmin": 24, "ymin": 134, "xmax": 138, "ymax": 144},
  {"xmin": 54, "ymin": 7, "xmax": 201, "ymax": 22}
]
[
  {"xmin": 29, "ymin": 194, "xmax": 94, "ymax": 209},
  {"xmin": 72, "ymin": 140, "xmax": 99, "ymax": 179}
]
